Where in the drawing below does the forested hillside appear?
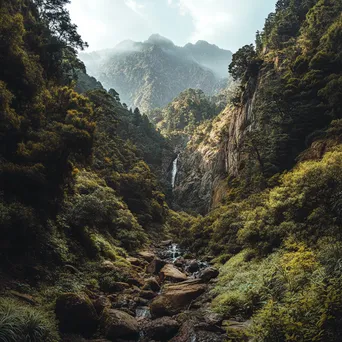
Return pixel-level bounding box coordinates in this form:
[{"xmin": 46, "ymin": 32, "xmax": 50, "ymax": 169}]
[
  {"xmin": 0, "ymin": 1, "xmax": 173, "ymax": 340},
  {"xmin": 172, "ymin": 0, "xmax": 342, "ymax": 340}
]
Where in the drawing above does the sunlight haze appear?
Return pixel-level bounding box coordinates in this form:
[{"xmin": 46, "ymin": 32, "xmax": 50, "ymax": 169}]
[{"xmin": 68, "ymin": 0, "xmax": 277, "ymax": 52}]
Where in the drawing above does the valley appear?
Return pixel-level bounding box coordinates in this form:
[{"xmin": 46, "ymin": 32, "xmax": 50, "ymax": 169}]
[{"xmin": 0, "ymin": 0, "xmax": 342, "ymax": 342}]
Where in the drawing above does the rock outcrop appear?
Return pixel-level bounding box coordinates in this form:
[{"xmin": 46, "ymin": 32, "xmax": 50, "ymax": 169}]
[{"xmin": 173, "ymin": 71, "xmax": 262, "ymax": 214}]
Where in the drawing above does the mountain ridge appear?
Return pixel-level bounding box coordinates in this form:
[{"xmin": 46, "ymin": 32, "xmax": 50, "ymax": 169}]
[{"xmin": 79, "ymin": 34, "xmax": 232, "ymax": 112}]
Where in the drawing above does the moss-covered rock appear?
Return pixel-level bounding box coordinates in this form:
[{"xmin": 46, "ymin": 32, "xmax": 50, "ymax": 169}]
[{"xmin": 55, "ymin": 293, "xmax": 98, "ymax": 336}]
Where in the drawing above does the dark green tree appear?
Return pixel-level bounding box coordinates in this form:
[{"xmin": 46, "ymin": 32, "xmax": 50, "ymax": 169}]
[{"xmin": 228, "ymin": 44, "xmax": 258, "ymax": 81}]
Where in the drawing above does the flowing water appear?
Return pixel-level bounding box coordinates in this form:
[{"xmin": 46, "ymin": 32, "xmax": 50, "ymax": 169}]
[
  {"xmin": 171, "ymin": 154, "xmax": 179, "ymax": 188},
  {"xmin": 136, "ymin": 306, "xmax": 151, "ymax": 320}
]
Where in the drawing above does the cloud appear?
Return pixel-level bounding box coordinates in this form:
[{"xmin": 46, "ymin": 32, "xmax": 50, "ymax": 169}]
[
  {"xmin": 68, "ymin": 0, "xmax": 276, "ymax": 52},
  {"xmin": 168, "ymin": 0, "xmax": 276, "ymax": 51},
  {"xmin": 124, "ymin": 0, "xmax": 145, "ymax": 16}
]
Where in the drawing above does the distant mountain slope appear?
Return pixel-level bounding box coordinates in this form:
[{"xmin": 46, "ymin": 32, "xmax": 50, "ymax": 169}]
[{"xmin": 79, "ymin": 34, "xmax": 232, "ymax": 112}]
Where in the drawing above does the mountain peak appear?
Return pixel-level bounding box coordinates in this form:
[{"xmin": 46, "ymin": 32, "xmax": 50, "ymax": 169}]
[{"xmin": 146, "ymin": 34, "xmax": 175, "ymax": 47}]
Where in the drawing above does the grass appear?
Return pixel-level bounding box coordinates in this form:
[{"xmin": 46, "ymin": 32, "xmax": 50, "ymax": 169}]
[{"xmin": 0, "ymin": 298, "xmax": 59, "ymax": 342}]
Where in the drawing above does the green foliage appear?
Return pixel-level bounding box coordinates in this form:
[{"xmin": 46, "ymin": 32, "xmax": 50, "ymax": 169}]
[
  {"xmin": 0, "ymin": 0, "xmax": 170, "ymax": 274},
  {"xmin": 0, "ymin": 298, "xmax": 59, "ymax": 342},
  {"xmin": 229, "ymin": 44, "xmax": 259, "ymax": 82},
  {"xmin": 150, "ymin": 88, "xmax": 223, "ymax": 135},
  {"xmin": 67, "ymin": 171, "xmax": 147, "ymax": 252}
]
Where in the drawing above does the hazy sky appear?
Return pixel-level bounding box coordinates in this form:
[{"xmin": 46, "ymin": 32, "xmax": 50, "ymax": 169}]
[{"xmin": 68, "ymin": 0, "xmax": 277, "ymax": 52}]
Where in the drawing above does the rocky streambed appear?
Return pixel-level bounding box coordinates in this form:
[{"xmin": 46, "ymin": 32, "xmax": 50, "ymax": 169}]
[{"xmin": 57, "ymin": 241, "xmax": 227, "ymax": 342}]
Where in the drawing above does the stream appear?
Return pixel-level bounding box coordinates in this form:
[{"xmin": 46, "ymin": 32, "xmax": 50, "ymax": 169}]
[{"xmin": 135, "ymin": 242, "xmax": 220, "ymax": 342}]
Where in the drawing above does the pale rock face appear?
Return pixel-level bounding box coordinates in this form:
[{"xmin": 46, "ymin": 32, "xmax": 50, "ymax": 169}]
[
  {"xmin": 172, "ymin": 71, "xmax": 262, "ymax": 214},
  {"xmin": 159, "ymin": 264, "xmax": 188, "ymax": 282}
]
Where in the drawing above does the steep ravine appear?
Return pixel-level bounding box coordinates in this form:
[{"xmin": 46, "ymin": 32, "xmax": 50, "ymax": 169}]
[{"xmin": 171, "ymin": 71, "xmax": 261, "ymax": 214}]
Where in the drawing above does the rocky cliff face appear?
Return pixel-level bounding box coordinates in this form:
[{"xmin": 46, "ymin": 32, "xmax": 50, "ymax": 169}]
[
  {"xmin": 172, "ymin": 70, "xmax": 261, "ymax": 214},
  {"xmin": 172, "ymin": 108, "xmax": 231, "ymax": 214},
  {"xmin": 79, "ymin": 35, "xmax": 232, "ymax": 112}
]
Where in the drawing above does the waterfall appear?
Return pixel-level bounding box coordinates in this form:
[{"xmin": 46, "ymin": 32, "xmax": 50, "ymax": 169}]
[{"xmin": 171, "ymin": 154, "xmax": 179, "ymax": 188}]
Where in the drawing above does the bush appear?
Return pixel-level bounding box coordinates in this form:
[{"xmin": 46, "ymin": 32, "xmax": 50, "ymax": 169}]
[{"xmin": 0, "ymin": 298, "xmax": 59, "ymax": 342}]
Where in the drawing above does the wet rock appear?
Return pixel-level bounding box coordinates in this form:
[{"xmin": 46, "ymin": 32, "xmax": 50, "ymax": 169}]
[
  {"xmin": 187, "ymin": 260, "xmax": 200, "ymax": 273},
  {"xmin": 140, "ymin": 290, "xmax": 157, "ymax": 300},
  {"xmin": 55, "ymin": 293, "xmax": 98, "ymax": 336},
  {"xmin": 200, "ymin": 267, "xmax": 219, "ymax": 282},
  {"xmin": 150, "ymin": 280, "xmax": 206, "ymax": 318},
  {"xmin": 110, "ymin": 293, "xmax": 138, "ymax": 312},
  {"xmin": 146, "ymin": 257, "xmax": 166, "ymax": 275},
  {"xmin": 138, "ymin": 251, "xmax": 156, "ymax": 262},
  {"xmin": 93, "ymin": 296, "xmax": 111, "ymax": 316},
  {"xmin": 169, "ymin": 321, "xmax": 195, "ymax": 342},
  {"xmin": 101, "ymin": 309, "xmax": 139, "ymax": 341},
  {"xmin": 136, "ymin": 306, "xmax": 151, "ymax": 320},
  {"xmin": 174, "ymin": 257, "xmax": 186, "ymax": 268},
  {"xmin": 142, "ymin": 277, "xmax": 160, "ymax": 292},
  {"xmin": 159, "ymin": 264, "xmax": 188, "ymax": 283},
  {"xmin": 143, "ymin": 317, "xmax": 180, "ymax": 340}
]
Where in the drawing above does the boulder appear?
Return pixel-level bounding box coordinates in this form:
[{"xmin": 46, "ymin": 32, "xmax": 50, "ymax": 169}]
[
  {"xmin": 146, "ymin": 257, "xmax": 166, "ymax": 275},
  {"xmin": 200, "ymin": 267, "xmax": 219, "ymax": 282},
  {"xmin": 150, "ymin": 280, "xmax": 206, "ymax": 318},
  {"xmin": 174, "ymin": 257, "xmax": 186, "ymax": 268},
  {"xmin": 159, "ymin": 264, "xmax": 187, "ymax": 283},
  {"xmin": 55, "ymin": 293, "xmax": 98, "ymax": 336},
  {"xmin": 140, "ymin": 290, "xmax": 157, "ymax": 300},
  {"xmin": 101, "ymin": 309, "xmax": 139, "ymax": 341},
  {"xmin": 104, "ymin": 282, "xmax": 131, "ymax": 293},
  {"xmin": 187, "ymin": 260, "xmax": 200, "ymax": 273},
  {"xmin": 142, "ymin": 277, "xmax": 160, "ymax": 292},
  {"xmin": 169, "ymin": 321, "xmax": 195, "ymax": 342},
  {"xmin": 138, "ymin": 251, "xmax": 156, "ymax": 262},
  {"xmin": 93, "ymin": 296, "xmax": 112, "ymax": 316},
  {"xmin": 110, "ymin": 293, "xmax": 139, "ymax": 312},
  {"xmin": 127, "ymin": 276, "xmax": 144, "ymax": 287},
  {"xmin": 143, "ymin": 317, "xmax": 180, "ymax": 340},
  {"xmin": 127, "ymin": 257, "xmax": 144, "ymax": 267}
]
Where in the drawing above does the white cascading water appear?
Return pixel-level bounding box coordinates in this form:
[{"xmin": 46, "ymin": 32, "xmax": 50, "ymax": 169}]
[
  {"xmin": 171, "ymin": 243, "xmax": 178, "ymax": 262},
  {"xmin": 171, "ymin": 154, "xmax": 179, "ymax": 188}
]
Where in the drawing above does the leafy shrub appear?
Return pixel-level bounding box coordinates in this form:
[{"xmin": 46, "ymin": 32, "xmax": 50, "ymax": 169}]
[{"xmin": 67, "ymin": 171, "xmax": 147, "ymax": 252}]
